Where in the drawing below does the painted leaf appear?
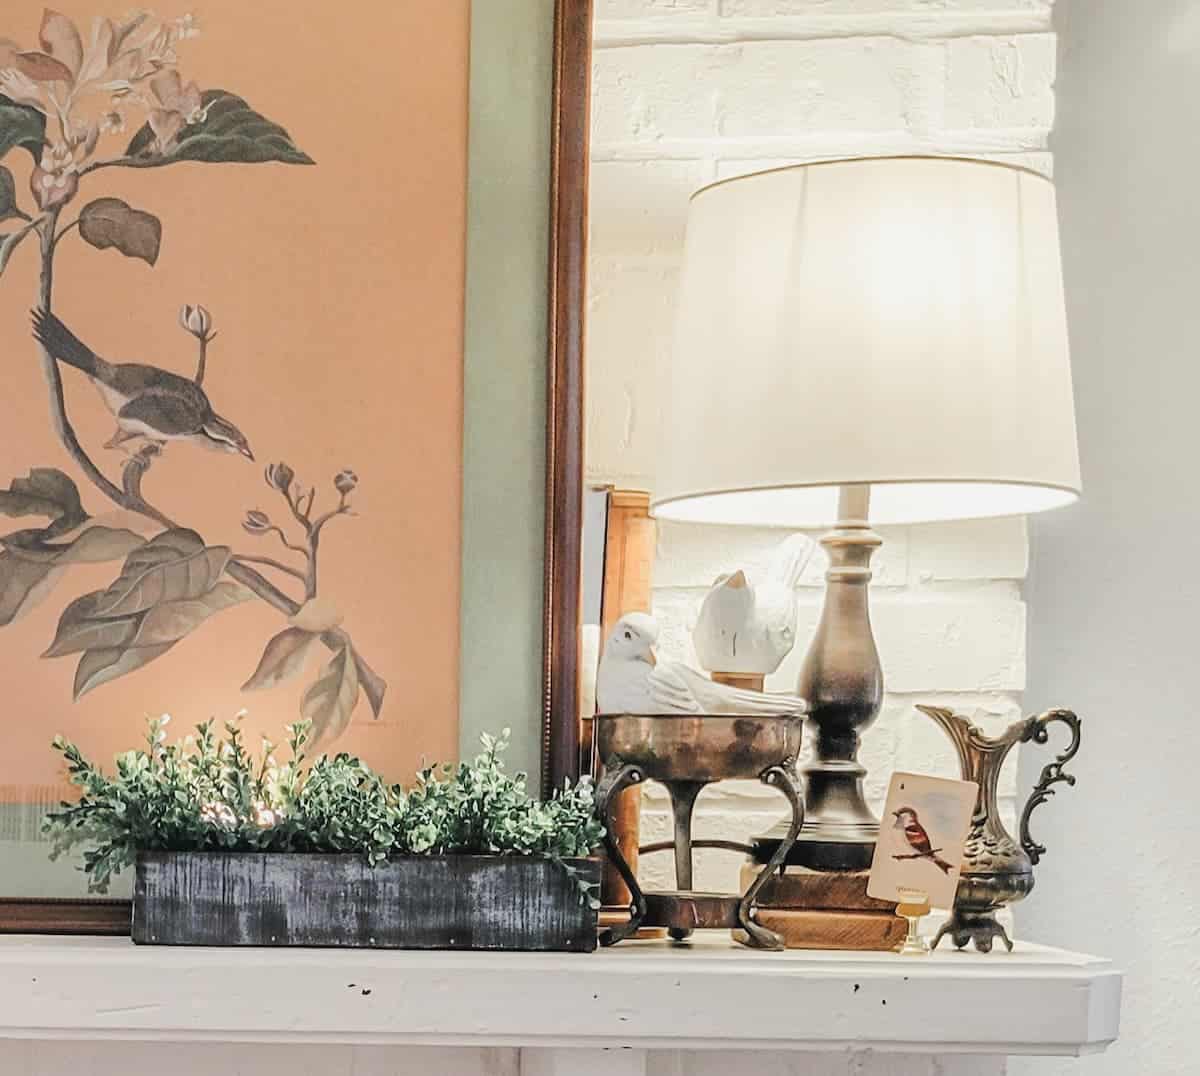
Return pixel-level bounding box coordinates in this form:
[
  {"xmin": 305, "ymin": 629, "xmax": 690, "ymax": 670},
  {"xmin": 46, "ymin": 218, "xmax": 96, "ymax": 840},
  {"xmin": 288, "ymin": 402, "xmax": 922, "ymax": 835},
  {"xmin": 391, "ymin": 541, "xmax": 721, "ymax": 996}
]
[
  {"xmin": 242, "ymin": 626, "xmax": 317, "ymax": 691},
  {"xmin": 134, "ymin": 528, "xmax": 206, "ymax": 558},
  {"xmin": 301, "ymin": 645, "xmax": 360, "ymax": 746},
  {"xmin": 0, "ymin": 231, "xmax": 22, "ymax": 276},
  {"xmin": 0, "ymin": 165, "xmax": 19, "ymax": 223},
  {"xmin": 125, "ymin": 90, "xmax": 314, "ymax": 167},
  {"xmin": 350, "ymin": 645, "xmax": 387, "ymax": 719},
  {"xmin": 48, "ymin": 580, "xmax": 251, "ymax": 663},
  {"xmin": 36, "ymin": 9, "xmax": 83, "ymax": 77},
  {"xmin": 13, "ymin": 53, "xmax": 71, "ymax": 83},
  {"xmin": 74, "ymin": 642, "xmax": 174, "ymax": 701},
  {"xmin": 0, "ymin": 469, "xmax": 86, "ymax": 534},
  {"xmin": 0, "ymin": 524, "xmax": 145, "ymax": 631},
  {"xmin": 0, "ymin": 93, "xmax": 46, "ymax": 162},
  {"xmin": 43, "ymin": 591, "xmax": 139, "ymax": 658},
  {"xmin": 0, "ymin": 553, "xmax": 62, "ymax": 627},
  {"xmin": 129, "ymin": 581, "xmax": 253, "ymax": 647},
  {"xmin": 0, "ymin": 218, "xmax": 38, "ymax": 274},
  {"xmin": 2, "ymin": 525, "xmax": 145, "ymax": 564},
  {"xmin": 78, "ymin": 198, "xmax": 162, "ymax": 266},
  {"xmin": 91, "ymin": 529, "xmax": 229, "ymax": 617}
]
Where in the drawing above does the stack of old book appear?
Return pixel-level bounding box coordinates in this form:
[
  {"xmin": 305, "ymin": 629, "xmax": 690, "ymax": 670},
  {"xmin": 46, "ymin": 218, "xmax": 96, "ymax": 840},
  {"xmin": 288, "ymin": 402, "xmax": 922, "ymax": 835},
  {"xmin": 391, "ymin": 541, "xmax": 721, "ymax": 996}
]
[{"xmin": 735, "ymin": 864, "xmax": 906, "ymax": 951}]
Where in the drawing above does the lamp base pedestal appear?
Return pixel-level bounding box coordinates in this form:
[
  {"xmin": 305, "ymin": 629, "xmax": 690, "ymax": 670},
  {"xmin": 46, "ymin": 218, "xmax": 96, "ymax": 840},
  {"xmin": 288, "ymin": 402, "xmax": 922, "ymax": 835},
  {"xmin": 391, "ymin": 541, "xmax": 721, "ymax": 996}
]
[
  {"xmin": 770, "ymin": 484, "xmax": 884, "ymax": 871},
  {"xmin": 751, "ymin": 826, "xmax": 875, "ymax": 872}
]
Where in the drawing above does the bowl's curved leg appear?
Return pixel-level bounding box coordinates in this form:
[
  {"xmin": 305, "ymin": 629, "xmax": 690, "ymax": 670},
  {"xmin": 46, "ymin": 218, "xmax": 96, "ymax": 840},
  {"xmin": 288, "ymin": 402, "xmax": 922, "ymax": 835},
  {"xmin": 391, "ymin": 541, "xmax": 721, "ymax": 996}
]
[
  {"xmin": 738, "ymin": 764, "xmax": 804, "ymax": 950},
  {"xmin": 596, "ymin": 761, "xmax": 648, "ymax": 947}
]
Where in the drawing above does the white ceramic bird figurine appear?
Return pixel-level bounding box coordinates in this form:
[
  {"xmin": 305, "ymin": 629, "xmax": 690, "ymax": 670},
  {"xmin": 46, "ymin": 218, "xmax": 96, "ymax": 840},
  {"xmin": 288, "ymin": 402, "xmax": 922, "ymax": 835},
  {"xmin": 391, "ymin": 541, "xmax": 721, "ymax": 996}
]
[
  {"xmin": 597, "ymin": 612, "xmax": 807, "ymax": 716},
  {"xmin": 692, "ymin": 533, "xmax": 816, "ymax": 676}
]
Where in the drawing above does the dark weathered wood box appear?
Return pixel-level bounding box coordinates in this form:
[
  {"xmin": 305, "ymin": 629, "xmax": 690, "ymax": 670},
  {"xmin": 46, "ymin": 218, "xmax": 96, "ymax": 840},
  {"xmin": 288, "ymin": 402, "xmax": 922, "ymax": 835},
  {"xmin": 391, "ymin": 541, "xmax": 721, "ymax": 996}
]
[{"xmin": 133, "ymin": 852, "xmax": 600, "ymax": 952}]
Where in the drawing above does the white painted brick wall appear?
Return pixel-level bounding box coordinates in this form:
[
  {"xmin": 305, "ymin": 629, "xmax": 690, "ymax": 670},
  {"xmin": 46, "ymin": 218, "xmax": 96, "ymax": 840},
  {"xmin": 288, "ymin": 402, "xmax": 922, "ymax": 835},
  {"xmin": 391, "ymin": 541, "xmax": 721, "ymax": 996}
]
[{"xmin": 585, "ymin": 0, "xmax": 1055, "ymax": 903}]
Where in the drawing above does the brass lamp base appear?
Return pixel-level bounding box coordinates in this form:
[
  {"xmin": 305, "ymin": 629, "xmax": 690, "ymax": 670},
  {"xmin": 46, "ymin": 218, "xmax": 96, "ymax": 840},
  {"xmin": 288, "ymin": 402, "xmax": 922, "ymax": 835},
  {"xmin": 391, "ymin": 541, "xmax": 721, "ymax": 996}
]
[
  {"xmin": 752, "ymin": 824, "xmax": 875, "ymax": 872},
  {"xmin": 754, "ymin": 484, "xmax": 883, "ymax": 871}
]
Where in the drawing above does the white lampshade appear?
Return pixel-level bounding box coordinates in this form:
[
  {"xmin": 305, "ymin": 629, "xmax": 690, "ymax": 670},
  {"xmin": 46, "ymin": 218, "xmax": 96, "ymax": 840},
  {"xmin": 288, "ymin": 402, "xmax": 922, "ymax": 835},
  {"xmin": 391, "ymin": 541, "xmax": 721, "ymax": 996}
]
[{"xmin": 652, "ymin": 156, "xmax": 1081, "ymax": 526}]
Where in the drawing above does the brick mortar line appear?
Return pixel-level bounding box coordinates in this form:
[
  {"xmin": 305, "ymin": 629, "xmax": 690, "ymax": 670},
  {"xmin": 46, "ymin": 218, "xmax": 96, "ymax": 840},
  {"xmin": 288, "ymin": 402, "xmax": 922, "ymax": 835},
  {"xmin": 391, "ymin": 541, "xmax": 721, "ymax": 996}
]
[
  {"xmin": 594, "ymin": 12, "xmax": 1052, "ymax": 48},
  {"xmin": 592, "ymin": 132, "xmax": 1051, "ymax": 161}
]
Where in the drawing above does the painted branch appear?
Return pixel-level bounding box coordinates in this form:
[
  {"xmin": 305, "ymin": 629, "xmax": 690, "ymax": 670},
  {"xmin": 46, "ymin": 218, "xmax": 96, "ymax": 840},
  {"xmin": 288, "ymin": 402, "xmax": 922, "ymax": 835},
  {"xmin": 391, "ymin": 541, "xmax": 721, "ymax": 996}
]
[
  {"xmin": 195, "ymin": 335, "xmax": 208, "ymax": 385},
  {"xmin": 230, "ymin": 554, "xmax": 306, "ymax": 583},
  {"xmin": 120, "ymin": 454, "xmax": 177, "ymax": 529},
  {"xmin": 305, "ymin": 498, "xmax": 351, "ymax": 600},
  {"xmin": 35, "ymin": 209, "xmax": 175, "ymax": 529},
  {"xmin": 225, "ymin": 560, "xmax": 302, "ymax": 617}
]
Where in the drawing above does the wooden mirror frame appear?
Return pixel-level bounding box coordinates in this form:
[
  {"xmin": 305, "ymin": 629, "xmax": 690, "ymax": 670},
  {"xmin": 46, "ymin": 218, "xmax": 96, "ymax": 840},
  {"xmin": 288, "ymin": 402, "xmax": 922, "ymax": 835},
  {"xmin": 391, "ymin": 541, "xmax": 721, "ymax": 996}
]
[
  {"xmin": 0, "ymin": 0, "xmax": 593, "ymax": 936},
  {"xmin": 541, "ymin": 0, "xmax": 592, "ymax": 793}
]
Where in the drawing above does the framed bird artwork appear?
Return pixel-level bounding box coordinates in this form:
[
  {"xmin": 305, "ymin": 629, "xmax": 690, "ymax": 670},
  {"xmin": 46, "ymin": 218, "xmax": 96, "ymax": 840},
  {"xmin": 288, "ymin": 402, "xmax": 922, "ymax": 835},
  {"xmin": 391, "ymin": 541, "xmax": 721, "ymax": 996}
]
[{"xmin": 0, "ymin": 0, "xmax": 593, "ymax": 928}]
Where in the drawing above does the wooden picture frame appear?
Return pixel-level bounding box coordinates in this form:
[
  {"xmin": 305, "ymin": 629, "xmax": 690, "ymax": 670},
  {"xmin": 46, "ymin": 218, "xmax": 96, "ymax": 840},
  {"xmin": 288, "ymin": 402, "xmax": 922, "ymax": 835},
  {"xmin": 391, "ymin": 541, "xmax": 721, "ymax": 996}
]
[{"xmin": 0, "ymin": 0, "xmax": 593, "ymax": 935}]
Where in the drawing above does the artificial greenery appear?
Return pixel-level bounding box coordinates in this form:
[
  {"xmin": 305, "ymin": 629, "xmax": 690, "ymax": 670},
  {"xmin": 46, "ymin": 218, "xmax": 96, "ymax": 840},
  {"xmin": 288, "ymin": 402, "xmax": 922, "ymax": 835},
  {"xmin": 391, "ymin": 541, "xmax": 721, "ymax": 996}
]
[{"xmin": 44, "ymin": 717, "xmax": 604, "ymax": 904}]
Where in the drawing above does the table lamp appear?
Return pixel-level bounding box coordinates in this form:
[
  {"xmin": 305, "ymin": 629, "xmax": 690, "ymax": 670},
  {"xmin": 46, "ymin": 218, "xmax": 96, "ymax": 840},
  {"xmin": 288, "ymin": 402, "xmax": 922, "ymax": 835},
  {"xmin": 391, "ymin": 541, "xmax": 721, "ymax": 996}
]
[{"xmin": 651, "ymin": 156, "xmax": 1080, "ymax": 871}]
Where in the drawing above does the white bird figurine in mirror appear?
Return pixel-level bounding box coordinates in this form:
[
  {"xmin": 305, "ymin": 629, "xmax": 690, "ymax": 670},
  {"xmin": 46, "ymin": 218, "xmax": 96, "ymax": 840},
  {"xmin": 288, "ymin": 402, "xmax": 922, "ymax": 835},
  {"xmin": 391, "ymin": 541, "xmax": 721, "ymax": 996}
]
[
  {"xmin": 692, "ymin": 533, "xmax": 816, "ymax": 677},
  {"xmin": 597, "ymin": 612, "xmax": 807, "ymax": 716}
]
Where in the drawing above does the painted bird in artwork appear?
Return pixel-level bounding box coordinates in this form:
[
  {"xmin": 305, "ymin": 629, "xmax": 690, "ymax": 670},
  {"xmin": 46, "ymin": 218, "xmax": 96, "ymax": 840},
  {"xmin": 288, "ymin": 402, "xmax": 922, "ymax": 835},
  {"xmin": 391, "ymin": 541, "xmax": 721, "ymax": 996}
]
[
  {"xmin": 31, "ymin": 307, "xmax": 254, "ymax": 461},
  {"xmin": 597, "ymin": 612, "xmax": 808, "ymax": 716},
  {"xmin": 892, "ymin": 807, "xmax": 955, "ymax": 875}
]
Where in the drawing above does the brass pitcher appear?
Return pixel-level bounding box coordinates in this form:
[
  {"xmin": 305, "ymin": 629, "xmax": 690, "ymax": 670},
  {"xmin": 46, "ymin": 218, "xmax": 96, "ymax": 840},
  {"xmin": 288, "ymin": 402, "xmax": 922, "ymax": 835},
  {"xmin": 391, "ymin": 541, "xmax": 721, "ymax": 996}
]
[{"xmin": 916, "ymin": 705, "xmax": 1082, "ymax": 953}]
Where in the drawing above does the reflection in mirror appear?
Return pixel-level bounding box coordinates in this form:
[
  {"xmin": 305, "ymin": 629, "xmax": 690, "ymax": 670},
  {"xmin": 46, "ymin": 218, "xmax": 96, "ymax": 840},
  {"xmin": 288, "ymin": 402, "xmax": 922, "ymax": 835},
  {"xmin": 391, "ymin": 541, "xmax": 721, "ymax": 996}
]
[
  {"xmin": 580, "ymin": 486, "xmax": 610, "ymax": 730},
  {"xmin": 582, "ymin": 3, "xmax": 1041, "ymax": 903},
  {"xmin": 578, "ymin": 485, "xmax": 654, "ymax": 913}
]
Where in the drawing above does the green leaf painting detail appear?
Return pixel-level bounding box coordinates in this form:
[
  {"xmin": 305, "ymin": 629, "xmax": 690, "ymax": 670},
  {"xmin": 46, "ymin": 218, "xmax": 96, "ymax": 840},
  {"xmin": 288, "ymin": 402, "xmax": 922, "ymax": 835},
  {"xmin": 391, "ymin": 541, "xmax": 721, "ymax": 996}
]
[
  {"xmin": 125, "ymin": 90, "xmax": 315, "ymax": 167},
  {"xmin": 0, "ymin": 93, "xmax": 45, "ymax": 162},
  {"xmin": 0, "ymin": 165, "xmax": 22, "ymax": 223}
]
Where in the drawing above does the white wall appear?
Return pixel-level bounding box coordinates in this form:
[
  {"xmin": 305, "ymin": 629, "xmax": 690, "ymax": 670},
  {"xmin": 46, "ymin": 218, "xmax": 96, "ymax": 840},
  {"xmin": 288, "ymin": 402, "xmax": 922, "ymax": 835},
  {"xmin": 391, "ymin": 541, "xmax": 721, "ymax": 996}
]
[
  {"xmin": 1014, "ymin": 2, "xmax": 1200, "ymax": 1074},
  {"xmin": 587, "ymin": 0, "xmax": 1055, "ymax": 897}
]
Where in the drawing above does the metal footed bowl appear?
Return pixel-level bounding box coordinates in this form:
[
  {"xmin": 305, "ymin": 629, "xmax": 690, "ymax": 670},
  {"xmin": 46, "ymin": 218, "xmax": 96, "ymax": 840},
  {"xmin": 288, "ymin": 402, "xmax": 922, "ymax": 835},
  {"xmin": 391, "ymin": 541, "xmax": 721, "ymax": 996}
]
[{"xmin": 593, "ymin": 713, "xmax": 803, "ymax": 784}]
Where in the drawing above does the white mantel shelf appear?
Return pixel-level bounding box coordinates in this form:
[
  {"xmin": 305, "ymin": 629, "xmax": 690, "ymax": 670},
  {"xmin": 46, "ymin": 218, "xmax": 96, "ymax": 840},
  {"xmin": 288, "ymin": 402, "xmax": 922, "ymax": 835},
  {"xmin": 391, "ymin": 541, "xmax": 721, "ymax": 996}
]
[{"xmin": 0, "ymin": 934, "xmax": 1119, "ymax": 1058}]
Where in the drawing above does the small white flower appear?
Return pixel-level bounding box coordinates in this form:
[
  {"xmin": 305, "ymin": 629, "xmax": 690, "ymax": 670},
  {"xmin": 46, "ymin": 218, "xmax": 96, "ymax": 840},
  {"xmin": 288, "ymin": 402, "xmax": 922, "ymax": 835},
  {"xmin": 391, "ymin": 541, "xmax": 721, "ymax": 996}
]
[
  {"xmin": 179, "ymin": 304, "xmax": 213, "ymax": 339},
  {"xmin": 174, "ymin": 13, "xmax": 201, "ymax": 40}
]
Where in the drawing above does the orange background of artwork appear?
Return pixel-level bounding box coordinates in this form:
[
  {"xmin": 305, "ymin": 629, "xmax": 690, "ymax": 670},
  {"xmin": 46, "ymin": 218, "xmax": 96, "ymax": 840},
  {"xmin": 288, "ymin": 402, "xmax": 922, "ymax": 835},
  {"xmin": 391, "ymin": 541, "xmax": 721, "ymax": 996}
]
[{"xmin": 0, "ymin": 1, "xmax": 468, "ymax": 798}]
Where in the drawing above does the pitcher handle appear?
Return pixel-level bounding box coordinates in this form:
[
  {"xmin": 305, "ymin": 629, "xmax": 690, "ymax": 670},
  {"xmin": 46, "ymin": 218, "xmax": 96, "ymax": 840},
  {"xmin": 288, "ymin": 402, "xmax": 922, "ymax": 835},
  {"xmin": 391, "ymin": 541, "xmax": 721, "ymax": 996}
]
[{"xmin": 1019, "ymin": 709, "xmax": 1082, "ymax": 865}]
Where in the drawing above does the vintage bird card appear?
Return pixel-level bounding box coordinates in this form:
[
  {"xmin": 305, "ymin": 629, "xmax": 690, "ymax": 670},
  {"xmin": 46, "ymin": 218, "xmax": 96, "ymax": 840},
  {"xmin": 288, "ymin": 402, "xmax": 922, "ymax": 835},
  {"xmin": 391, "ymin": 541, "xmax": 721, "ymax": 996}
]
[{"xmin": 868, "ymin": 772, "xmax": 978, "ymax": 909}]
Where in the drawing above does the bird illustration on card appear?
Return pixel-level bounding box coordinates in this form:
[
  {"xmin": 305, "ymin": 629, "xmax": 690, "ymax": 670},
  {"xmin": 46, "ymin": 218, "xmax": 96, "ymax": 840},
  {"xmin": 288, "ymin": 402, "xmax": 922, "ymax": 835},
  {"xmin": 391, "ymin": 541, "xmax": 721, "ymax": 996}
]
[
  {"xmin": 0, "ymin": 8, "xmax": 387, "ymax": 746},
  {"xmin": 867, "ymin": 772, "xmax": 978, "ymax": 910}
]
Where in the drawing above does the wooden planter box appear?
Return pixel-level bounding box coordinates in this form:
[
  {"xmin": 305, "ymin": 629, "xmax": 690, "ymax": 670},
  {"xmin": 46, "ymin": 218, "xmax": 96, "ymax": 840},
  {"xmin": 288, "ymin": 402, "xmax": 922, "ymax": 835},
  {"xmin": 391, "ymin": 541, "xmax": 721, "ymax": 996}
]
[{"xmin": 133, "ymin": 852, "xmax": 600, "ymax": 952}]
